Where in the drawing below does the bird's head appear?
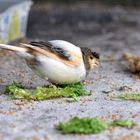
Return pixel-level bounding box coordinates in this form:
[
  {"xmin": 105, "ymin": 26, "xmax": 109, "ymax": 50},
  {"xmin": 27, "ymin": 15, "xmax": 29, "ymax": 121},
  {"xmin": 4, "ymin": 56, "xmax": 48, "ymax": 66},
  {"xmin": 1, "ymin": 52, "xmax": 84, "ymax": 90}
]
[{"xmin": 81, "ymin": 47, "xmax": 100, "ymax": 71}]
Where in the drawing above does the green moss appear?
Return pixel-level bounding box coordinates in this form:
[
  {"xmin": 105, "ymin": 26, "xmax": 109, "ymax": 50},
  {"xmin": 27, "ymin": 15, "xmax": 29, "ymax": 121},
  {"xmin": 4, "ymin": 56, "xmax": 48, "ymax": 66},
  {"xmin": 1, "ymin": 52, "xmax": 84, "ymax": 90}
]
[
  {"xmin": 118, "ymin": 93, "xmax": 140, "ymax": 101},
  {"xmin": 57, "ymin": 117, "xmax": 109, "ymax": 134},
  {"xmin": 111, "ymin": 120, "xmax": 136, "ymax": 128},
  {"xmin": 57, "ymin": 117, "xmax": 136, "ymax": 134},
  {"xmin": 5, "ymin": 82, "xmax": 88, "ymax": 101}
]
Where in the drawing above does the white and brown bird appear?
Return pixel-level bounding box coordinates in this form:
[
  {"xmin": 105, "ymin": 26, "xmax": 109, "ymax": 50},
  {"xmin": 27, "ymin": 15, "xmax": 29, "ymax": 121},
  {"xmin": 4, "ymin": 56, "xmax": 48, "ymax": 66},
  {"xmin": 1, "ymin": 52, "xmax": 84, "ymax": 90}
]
[{"xmin": 0, "ymin": 40, "xmax": 100, "ymax": 84}]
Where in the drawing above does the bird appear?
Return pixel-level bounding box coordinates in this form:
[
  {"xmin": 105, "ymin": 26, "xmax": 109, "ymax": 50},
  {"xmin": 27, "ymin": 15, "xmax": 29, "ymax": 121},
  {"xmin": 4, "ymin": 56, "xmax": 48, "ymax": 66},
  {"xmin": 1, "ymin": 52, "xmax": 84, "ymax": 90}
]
[{"xmin": 0, "ymin": 40, "xmax": 100, "ymax": 84}]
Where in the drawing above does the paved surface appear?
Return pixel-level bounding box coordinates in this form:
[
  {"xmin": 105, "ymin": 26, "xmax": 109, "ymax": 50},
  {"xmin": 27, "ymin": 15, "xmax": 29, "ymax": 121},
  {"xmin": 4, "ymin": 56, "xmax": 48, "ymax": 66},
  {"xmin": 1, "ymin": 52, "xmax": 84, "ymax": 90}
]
[{"xmin": 1, "ymin": 3, "xmax": 140, "ymax": 140}]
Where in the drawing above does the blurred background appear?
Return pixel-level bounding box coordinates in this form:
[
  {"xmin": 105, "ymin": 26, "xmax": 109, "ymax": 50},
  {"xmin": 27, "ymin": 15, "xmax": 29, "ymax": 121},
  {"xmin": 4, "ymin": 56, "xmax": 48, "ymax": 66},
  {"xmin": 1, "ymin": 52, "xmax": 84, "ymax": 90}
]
[
  {"xmin": 25, "ymin": 0, "xmax": 140, "ymax": 52},
  {"xmin": 34, "ymin": 0, "xmax": 140, "ymax": 6},
  {"xmin": 1, "ymin": 0, "xmax": 140, "ymax": 45},
  {"xmin": 1, "ymin": 0, "xmax": 140, "ymax": 61}
]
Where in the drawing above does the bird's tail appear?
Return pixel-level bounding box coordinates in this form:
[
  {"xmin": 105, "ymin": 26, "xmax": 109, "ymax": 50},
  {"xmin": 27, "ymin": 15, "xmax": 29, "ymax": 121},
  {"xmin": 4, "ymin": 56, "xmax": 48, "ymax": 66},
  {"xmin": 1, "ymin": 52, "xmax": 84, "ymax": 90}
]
[
  {"xmin": 0, "ymin": 43, "xmax": 27, "ymax": 52},
  {"xmin": 0, "ymin": 43, "xmax": 32, "ymax": 58}
]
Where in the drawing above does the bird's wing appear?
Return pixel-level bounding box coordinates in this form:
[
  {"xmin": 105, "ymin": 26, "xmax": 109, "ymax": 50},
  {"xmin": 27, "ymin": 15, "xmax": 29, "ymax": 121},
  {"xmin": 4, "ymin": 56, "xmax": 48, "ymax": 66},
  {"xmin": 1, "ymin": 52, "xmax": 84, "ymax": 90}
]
[
  {"xmin": 20, "ymin": 42, "xmax": 83, "ymax": 67},
  {"xmin": 28, "ymin": 41, "xmax": 71, "ymax": 60}
]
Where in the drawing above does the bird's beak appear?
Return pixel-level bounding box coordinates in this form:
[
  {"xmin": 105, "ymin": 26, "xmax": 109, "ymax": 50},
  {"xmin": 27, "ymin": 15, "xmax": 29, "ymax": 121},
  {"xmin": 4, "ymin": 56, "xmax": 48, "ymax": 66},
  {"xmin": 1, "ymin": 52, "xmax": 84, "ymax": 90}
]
[{"xmin": 94, "ymin": 60, "xmax": 100, "ymax": 68}]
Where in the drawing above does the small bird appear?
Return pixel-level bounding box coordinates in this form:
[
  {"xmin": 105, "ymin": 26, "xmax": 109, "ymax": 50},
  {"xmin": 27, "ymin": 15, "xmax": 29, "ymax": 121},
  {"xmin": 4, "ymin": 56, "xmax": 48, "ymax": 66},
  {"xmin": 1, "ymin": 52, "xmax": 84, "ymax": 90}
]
[{"xmin": 0, "ymin": 40, "xmax": 100, "ymax": 84}]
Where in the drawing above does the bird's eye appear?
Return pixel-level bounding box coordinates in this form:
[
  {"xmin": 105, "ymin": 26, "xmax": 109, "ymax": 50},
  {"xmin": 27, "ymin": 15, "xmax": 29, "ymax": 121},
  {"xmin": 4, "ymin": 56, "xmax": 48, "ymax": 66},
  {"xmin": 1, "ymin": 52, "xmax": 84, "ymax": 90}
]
[{"xmin": 90, "ymin": 56, "xmax": 93, "ymax": 59}]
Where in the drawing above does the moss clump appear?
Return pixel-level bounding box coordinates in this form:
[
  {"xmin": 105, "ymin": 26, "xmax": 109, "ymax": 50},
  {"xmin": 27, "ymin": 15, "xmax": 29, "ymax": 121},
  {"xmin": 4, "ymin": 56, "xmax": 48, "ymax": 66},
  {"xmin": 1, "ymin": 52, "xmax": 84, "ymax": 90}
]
[
  {"xmin": 118, "ymin": 93, "xmax": 140, "ymax": 101},
  {"xmin": 57, "ymin": 117, "xmax": 136, "ymax": 134},
  {"xmin": 5, "ymin": 81, "xmax": 88, "ymax": 101},
  {"xmin": 123, "ymin": 52, "xmax": 140, "ymax": 74},
  {"xmin": 57, "ymin": 117, "xmax": 109, "ymax": 134},
  {"xmin": 111, "ymin": 120, "xmax": 136, "ymax": 128}
]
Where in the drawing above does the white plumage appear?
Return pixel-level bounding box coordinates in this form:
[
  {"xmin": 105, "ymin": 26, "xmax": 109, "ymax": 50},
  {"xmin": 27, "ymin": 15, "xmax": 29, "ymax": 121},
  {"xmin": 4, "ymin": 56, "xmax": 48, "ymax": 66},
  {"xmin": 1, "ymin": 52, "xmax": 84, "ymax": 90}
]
[
  {"xmin": 0, "ymin": 40, "xmax": 87, "ymax": 84},
  {"xmin": 32, "ymin": 55, "xmax": 86, "ymax": 84}
]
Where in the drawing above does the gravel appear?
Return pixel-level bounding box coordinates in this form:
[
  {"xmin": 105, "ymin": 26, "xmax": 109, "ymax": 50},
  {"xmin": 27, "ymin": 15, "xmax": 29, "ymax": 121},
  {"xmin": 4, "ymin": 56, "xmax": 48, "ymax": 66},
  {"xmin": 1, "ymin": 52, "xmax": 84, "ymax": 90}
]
[{"xmin": 1, "ymin": 3, "xmax": 140, "ymax": 140}]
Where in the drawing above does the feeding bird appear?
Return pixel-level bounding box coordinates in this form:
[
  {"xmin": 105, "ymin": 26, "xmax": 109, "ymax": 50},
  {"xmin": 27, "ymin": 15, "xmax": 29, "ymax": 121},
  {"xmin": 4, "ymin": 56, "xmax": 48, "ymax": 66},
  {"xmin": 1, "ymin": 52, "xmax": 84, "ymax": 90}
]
[{"xmin": 0, "ymin": 40, "xmax": 100, "ymax": 84}]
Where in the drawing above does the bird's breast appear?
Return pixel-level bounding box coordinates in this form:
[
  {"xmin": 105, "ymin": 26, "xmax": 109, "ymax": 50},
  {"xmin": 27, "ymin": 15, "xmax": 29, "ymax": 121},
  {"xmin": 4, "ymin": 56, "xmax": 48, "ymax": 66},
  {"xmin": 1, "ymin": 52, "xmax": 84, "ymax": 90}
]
[{"xmin": 27, "ymin": 55, "xmax": 86, "ymax": 84}]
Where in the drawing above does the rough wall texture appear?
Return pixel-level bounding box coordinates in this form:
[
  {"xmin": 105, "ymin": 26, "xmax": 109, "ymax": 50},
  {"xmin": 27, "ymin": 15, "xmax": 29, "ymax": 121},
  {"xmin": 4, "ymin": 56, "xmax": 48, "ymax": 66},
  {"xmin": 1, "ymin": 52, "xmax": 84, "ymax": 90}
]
[{"xmin": 33, "ymin": 0, "xmax": 140, "ymax": 6}]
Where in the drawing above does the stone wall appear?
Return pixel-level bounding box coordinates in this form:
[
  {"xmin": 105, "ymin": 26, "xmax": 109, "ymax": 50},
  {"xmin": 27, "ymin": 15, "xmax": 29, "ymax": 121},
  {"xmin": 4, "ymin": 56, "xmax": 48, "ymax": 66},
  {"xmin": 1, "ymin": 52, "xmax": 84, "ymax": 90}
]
[{"xmin": 33, "ymin": 0, "xmax": 140, "ymax": 7}]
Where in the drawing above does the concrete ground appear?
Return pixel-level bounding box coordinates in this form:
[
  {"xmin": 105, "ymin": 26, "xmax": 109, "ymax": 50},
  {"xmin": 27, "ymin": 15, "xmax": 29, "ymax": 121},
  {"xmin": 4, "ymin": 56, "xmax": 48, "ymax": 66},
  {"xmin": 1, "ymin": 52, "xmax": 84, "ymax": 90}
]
[{"xmin": 1, "ymin": 3, "xmax": 140, "ymax": 140}]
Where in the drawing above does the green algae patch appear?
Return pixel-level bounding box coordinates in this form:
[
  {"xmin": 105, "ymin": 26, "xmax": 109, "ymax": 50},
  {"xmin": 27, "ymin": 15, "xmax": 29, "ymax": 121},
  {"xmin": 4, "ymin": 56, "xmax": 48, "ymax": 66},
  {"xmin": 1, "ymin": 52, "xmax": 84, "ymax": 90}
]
[
  {"xmin": 5, "ymin": 81, "xmax": 88, "ymax": 101},
  {"xmin": 111, "ymin": 120, "xmax": 136, "ymax": 128},
  {"xmin": 57, "ymin": 117, "xmax": 109, "ymax": 134},
  {"xmin": 118, "ymin": 93, "xmax": 140, "ymax": 101},
  {"xmin": 56, "ymin": 117, "xmax": 136, "ymax": 134}
]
